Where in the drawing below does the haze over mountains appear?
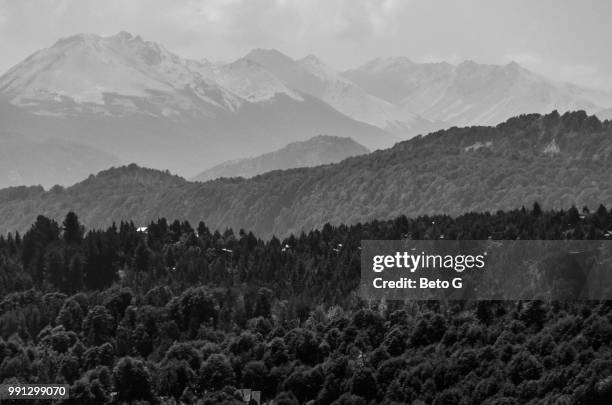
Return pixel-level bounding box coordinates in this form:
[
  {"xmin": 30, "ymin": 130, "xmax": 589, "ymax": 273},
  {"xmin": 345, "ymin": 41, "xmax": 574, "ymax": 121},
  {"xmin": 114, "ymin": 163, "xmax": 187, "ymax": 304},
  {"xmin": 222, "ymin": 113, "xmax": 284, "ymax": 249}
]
[
  {"xmin": 192, "ymin": 135, "xmax": 369, "ymax": 182},
  {"xmin": 1, "ymin": 31, "xmax": 612, "ymax": 188},
  {"xmin": 343, "ymin": 57, "xmax": 612, "ymax": 127},
  {"xmin": 0, "ymin": 131, "xmax": 120, "ymax": 189},
  {"xmin": 242, "ymin": 49, "xmax": 438, "ymax": 135},
  {"xmin": 1, "ymin": 111, "xmax": 610, "ymax": 237},
  {"xmin": 0, "ymin": 32, "xmax": 392, "ymax": 186},
  {"xmin": 598, "ymin": 107, "xmax": 612, "ymax": 121}
]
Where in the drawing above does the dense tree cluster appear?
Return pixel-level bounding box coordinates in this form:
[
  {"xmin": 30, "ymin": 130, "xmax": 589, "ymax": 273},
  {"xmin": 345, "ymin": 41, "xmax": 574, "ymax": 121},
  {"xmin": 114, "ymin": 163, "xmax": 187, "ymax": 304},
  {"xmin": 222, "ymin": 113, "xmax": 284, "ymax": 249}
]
[
  {"xmin": 0, "ymin": 205, "xmax": 612, "ymax": 403},
  {"xmin": 1, "ymin": 111, "xmax": 612, "ymax": 238}
]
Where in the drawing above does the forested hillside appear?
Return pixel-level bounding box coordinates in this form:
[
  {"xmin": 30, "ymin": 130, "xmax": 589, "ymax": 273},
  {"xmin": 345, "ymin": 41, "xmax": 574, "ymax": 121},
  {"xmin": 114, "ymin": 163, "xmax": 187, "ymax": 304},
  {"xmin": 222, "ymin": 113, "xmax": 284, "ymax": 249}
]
[
  {"xmin": 1, "ymin": 207, "xmax": 612, "ymax": 404},
  {"xmin": 0, "ymin": 110, "xmax": 611, "ymax": 237}
]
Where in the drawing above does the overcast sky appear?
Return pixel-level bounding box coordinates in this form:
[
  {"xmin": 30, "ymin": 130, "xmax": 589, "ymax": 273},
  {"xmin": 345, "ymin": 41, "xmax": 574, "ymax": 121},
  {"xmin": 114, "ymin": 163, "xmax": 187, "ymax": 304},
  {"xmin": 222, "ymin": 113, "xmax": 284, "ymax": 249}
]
[{"xmin": 1, "ymin": 0, "xmax": 611, "ymax": 89}]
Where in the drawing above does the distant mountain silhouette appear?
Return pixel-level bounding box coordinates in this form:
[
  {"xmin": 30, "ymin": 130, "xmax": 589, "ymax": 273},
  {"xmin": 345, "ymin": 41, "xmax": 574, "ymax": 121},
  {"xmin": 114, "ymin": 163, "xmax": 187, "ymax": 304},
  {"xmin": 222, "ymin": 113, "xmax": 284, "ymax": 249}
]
[
  {"xmin": 1, "ymin": 111, "xmax": 610, "ymax": 237},
  {"xmin": 3, "ymin": 32, "xmax": 612, "ymax": 188},
  {"xmin": 192, "ymin": 135, "xmax": 369, "ymax": 181},
  {"xmin": 0, "ymin": 128, "xmax": 120, "ymax": 189},
  {"xmin": 343, "ymin": 57, "xmax": 612, "ymax": 127},
  {"xmin": 244, "ymin": 49, "xmax": 438, "ymax": 134},
  {"xmin": 0, "ymin": 32, "xmax": 394, "ymax": 181}
]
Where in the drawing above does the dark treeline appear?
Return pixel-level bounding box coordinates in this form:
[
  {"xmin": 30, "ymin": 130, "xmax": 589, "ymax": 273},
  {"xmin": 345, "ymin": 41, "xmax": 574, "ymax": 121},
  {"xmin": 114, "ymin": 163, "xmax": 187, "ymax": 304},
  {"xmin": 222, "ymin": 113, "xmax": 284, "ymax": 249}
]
[{"xmin": 1, "ymin": 204, "xmax": 612, "ymax": 404}]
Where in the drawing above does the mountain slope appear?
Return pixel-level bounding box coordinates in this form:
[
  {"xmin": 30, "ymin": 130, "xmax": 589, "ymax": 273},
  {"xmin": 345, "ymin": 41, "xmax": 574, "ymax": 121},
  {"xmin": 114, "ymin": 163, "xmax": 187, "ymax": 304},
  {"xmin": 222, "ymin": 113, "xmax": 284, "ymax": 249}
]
[
  {"xmin": 200, "ymin": 57, "xmax": 302, "ymax": 103},
  {"xmin": 3, "ymin": 32, "xmax": 611, "ymax": 186},
  {"xmin": 0, "ymin": 131, "xmax": 120, "ymax": 189},
  {"xmin": 0, "ymin": 92, "xmax": 395, "ymax": 177},
  {"xmin": 0, "ymin": 31, "xmax": 241, "ymax": 116},
  {"xmin": 192, "ymin": 135, "xmax": 369, "ymax": 181},
  {"xmin": 1, "ymin": 111, "xmax": 611, "ymax": 237},
  {"xmin": 343, "ymin": 58, "xmax": 612, "ymax": 127},
  {"xmin": 243, "ymin": 49, "xmax": 438, "ymax": 135},
  {"xmin": 0, "ymin": 33, "xmax": 395, "ymax": 178}
]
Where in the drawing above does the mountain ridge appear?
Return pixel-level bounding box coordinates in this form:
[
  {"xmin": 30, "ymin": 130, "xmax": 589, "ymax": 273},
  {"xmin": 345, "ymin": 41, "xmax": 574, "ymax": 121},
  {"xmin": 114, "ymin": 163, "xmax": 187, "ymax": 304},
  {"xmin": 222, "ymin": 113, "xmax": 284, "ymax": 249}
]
[
  {"xmin": 2, "ymin": 31, "xmax": 612, "ymax": 188},
  {"xmin": 1, "ymin": 110, "xmax": 610, "ymax": 237},
  {"xmin": 243, "ymin": 48, "xmax": 438, "ymax": 134},
  {"xmin": 192, "ymin": 135, "xmax": 370, "ymax": 181},
  {"xmin": 343, "ymin": 57, "xmax": 612, "ymax": 126},
  {"xmin": 0, "ymin": 32, "xmax": 395, "ymax": 180}
]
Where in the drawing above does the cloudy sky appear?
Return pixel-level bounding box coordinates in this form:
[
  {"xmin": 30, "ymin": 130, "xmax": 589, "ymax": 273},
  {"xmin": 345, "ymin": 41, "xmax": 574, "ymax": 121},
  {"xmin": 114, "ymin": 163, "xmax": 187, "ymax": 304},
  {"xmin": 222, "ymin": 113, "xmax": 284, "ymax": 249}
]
[{"xmin": 1, "ymin": 0, "xmax": 611, "ymax": 89}]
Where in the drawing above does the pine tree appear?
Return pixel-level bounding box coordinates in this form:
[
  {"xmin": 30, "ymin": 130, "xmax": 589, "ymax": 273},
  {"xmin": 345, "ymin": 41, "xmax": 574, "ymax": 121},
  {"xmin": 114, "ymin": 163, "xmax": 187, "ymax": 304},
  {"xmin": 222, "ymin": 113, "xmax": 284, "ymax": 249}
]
[{"xmin": 63, "ymin": 212, "xmax": 83, "ymax": 245}]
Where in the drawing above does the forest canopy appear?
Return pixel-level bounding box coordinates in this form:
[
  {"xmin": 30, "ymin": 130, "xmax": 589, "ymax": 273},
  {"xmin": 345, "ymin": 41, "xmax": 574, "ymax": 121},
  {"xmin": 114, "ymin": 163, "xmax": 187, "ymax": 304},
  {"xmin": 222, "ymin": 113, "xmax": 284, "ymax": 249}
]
[{"xmin": 1, "ymin": 205, "xmax": 612, "ymax": 404}]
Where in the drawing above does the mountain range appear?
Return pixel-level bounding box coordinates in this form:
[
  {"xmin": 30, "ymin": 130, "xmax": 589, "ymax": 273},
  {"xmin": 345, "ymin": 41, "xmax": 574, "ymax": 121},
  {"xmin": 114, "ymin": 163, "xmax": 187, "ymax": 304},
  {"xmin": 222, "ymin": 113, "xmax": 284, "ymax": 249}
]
[
  {"xmin": 342, "ymin": 57, "xmax": 612, "ymax": 127},
  {"xmin": 1, "ymin": 111, "xmax": 610, "ymax": 237},
  {"xmin": 0, "ymin": 32, "xmax": 393, "ymax": 185},
  {"xmin": 191, "ymin": 135, "xmax": 369, "ymax": 182},
  {"xmin": 2, "ymin": 31, "xmax": 612, "ymax": 187}
]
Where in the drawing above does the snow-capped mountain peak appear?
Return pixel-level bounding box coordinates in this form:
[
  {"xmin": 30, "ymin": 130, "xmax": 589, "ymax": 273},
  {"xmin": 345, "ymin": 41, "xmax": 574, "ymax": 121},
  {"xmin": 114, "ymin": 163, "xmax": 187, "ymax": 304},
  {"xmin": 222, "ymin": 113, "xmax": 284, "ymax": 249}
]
[
  {"xmin": 239, "ymin": 48, "xmax": 434, "ymax": 131},
  {"xmin": 210, "ymin": 57, "xmax": 302, "ymax": 102},
  {"xmin": 0, "ymin": 31, "xmax": 243, "ymax": 116},
  {"xmin": 0, "ymin": 34, "xmax": 397, "ymax": 182},
  {"xmin": 244, "ymin": 48, "xmax": 296, "ymax": 72},
  {"xmin": 344, "ymin": 57, "xmax": 612, "ymax": 127},
  {"xmin": 3, "ymin": 31, "xmax": 611, "ymax": 154},
  {"xmin": 297, "ymin": 54, "xmax": 344, "ymax": 82}
]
